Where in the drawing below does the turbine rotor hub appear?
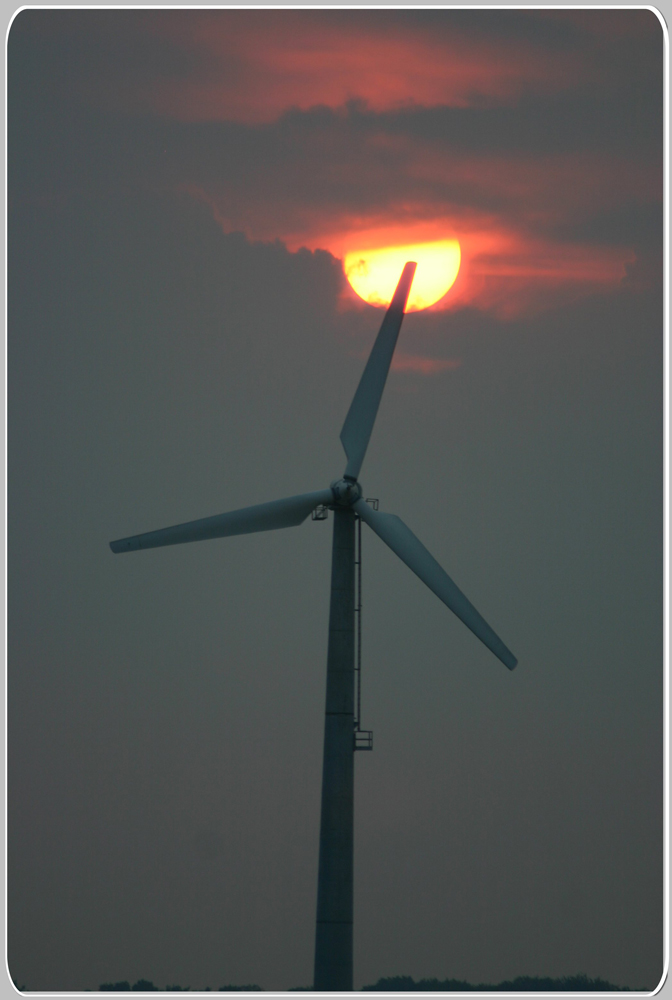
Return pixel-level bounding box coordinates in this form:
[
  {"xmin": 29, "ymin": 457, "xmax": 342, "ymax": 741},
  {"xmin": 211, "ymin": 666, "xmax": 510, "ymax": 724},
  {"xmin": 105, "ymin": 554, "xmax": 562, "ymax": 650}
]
[{"xmin": 330, "ymin": 478, "xmax": 363, "ymax": 506}]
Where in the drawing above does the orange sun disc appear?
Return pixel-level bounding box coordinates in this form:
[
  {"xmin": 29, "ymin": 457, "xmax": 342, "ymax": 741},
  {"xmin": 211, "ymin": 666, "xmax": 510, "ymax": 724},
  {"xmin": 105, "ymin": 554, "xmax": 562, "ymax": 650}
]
[{"xmin": 344, "ymin": 240, "xmax": 461, "ymax": 311}]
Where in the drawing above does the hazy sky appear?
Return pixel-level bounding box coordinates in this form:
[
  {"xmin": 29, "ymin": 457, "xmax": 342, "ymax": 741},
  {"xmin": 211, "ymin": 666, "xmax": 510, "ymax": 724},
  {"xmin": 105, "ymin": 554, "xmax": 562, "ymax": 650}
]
[{"xmin": 8, "ymin": 8, "xmax": 664, "ymax": 993}]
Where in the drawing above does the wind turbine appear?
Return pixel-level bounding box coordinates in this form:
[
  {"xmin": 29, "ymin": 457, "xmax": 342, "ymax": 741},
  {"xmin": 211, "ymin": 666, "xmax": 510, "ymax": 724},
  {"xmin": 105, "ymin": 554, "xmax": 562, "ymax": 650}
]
[{"xmin": 110, "ymin": 261, "xmax": 517, "ymax": 992}]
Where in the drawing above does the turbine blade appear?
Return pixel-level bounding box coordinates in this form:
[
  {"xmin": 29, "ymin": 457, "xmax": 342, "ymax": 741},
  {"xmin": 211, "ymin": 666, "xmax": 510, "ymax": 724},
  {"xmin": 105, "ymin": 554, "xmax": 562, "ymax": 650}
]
[
  {"xmin": 340, "ymin": 262, "xmax": 416, "ymax": 480},
  {"xmin": 110, "ymin": 488, "xmax": 334, "ymax": 553},
  {"xmin": 353, "ymin": 499, "xmax": 517, "ymax": 670}
]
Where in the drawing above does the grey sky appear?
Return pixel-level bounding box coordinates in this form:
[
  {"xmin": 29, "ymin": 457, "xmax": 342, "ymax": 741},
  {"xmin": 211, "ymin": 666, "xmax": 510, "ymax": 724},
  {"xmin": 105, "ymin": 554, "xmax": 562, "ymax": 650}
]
[{"xmin": 8, "ymin": 8, "xmax": 664, "ymax": 992}]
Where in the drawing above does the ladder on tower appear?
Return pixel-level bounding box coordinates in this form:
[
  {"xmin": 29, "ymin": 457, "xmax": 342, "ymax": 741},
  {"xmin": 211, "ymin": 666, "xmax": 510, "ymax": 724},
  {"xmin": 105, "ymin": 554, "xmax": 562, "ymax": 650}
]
[{"xmin": 354, "ymin": 501, "xmax": 378, "ymax": 751}]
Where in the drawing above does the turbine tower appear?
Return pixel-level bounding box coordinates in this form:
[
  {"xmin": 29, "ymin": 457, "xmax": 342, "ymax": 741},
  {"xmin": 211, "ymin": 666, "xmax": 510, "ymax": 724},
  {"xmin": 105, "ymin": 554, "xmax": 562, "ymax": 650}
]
[{"xmin": 110, "ymin": 262, "xmax": 517, "ymax": 991}]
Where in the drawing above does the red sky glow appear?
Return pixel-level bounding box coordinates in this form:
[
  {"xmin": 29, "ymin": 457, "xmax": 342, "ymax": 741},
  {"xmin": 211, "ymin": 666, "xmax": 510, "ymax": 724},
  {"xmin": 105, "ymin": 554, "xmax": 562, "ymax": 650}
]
[{"xmin": 141, "ymin": 11, "xmax": 592, "ymax": 124}]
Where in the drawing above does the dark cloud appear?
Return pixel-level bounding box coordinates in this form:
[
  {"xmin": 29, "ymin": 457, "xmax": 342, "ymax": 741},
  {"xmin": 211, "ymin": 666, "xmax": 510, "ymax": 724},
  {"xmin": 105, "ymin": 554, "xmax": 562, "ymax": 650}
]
[
  {"xmin": 552, "ymin": 200, "xmax": 663, "ymax": 249},
  {"xmin": 9, "ymin": 94, "xmax": 657, "ymax": 324},
  {"xmin": 361, "ymin": 81, "xmax": 662, "ymax": 158},
  {"xmin": 9, "ymin": 8, "xmax": 663, "ymax": 127}
]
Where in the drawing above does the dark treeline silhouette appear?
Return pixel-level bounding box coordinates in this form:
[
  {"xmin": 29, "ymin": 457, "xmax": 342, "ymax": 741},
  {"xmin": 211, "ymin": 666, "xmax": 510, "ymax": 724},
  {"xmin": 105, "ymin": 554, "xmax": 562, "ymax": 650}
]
[
  {"xmin": 10, "ymin": 973, "xmax": 637, "ymax": 992},
  {"xmin": 362, "ymin": 974, "xmax": 630, "ymax": 991},
  {"xmin": 92, "ymin": 973, "xmax": 632, "ymax": 992},
  {"xmin": 98, "ymin": 983, "xmax": 261, "ymax": 992}
]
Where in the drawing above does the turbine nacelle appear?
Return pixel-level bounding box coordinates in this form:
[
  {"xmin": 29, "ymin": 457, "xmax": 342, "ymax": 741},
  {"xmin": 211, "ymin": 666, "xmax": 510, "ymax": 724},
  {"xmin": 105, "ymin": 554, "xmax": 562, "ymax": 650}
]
[{"xmin": 330, "ymin": 478, "xmax": 363, "ymax": 506}]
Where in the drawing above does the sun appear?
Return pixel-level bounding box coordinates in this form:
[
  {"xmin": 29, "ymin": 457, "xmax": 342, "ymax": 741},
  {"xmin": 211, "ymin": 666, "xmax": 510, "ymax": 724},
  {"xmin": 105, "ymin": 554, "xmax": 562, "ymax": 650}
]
[{"xmin": 344, "ymin": 239, "xmax": 461, "ymax": 311}]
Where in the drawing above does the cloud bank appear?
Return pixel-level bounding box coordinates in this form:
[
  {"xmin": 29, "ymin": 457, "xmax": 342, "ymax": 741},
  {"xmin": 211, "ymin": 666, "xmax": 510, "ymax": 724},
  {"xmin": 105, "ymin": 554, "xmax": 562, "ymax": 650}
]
[{"xmin": 9, "ymin": 8, "xmax": 663, "ymax": 320}]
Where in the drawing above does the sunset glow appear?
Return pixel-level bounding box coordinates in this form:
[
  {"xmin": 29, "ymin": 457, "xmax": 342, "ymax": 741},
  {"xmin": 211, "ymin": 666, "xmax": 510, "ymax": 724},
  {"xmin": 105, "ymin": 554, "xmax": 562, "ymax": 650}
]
[{"xmin": 344, "ymin": 240, "xmax": 461, "ymax": 311}]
